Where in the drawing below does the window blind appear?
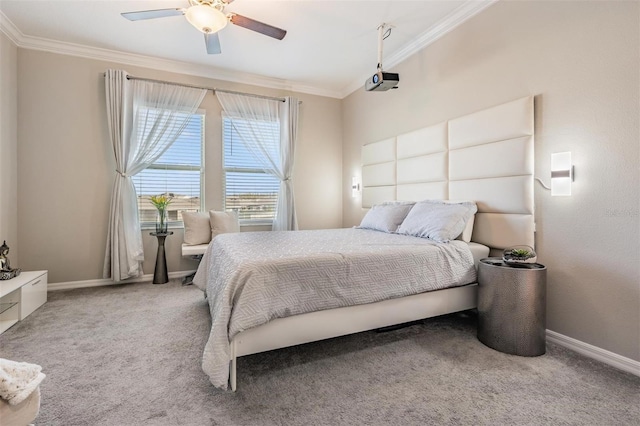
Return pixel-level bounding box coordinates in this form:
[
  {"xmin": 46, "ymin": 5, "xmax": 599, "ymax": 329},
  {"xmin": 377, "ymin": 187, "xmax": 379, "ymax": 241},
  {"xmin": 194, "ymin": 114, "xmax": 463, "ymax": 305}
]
[
  {"xmin": 133, "ymin": 111, "xmax": 205, "ymax": 224},
  {"xmin": 223, "ymin": 117, "xmax": 280, "ymax": 222}
]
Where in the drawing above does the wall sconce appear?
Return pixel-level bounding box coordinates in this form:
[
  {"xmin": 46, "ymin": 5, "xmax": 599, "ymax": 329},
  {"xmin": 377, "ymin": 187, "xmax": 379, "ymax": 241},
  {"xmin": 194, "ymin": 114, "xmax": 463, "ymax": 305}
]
[
  {"xmin": 351, "ymin": 176, "xmax": 361, "ymax": 198},
  {"xmin": 551, "ymin": 152, "xmax": 573, "ymax": 196}
]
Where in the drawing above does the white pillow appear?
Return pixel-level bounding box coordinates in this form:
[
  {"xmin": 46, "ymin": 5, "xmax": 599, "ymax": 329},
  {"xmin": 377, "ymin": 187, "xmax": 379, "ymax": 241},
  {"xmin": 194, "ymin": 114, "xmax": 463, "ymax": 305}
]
[
  {"xmin": 358, "ymin": 201, "xmax": 415, "ymax": 233},
  {"xmin": 209, "ymin": 210, "xmax": 240, "ymax": 239},
  {"xmin": 182, "ymin": 212, "xmax": 211, "ymax": 245},
  {"xmin": 396, "ymin": 200, "xmax": 477, "ymax": 243},
  {"xmin": 457, "ymin": 215, "xmax": 475, "ymax": 242},
  {"xmin": 442, "ymin": 200, "xmax": 476, "ymax": 242}
]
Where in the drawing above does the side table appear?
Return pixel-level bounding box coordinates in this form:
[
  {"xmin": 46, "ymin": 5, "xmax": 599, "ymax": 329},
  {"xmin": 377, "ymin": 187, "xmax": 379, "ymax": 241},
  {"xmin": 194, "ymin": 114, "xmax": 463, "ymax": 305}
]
[
  {"xmin": 150, "ymin": 232, "xmax": 173, "ymax": 285},
  {"xmin": 477, "ymin": 257, "xmax": 547, "ymax": 356}
]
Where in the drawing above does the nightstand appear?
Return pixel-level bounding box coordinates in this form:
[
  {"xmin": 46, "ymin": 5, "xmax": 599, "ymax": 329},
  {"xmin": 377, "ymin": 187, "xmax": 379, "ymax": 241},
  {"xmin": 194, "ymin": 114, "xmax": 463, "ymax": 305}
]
[{"xmin": 477, "ymin": 258, "xmax": 547, "ymax": 356}]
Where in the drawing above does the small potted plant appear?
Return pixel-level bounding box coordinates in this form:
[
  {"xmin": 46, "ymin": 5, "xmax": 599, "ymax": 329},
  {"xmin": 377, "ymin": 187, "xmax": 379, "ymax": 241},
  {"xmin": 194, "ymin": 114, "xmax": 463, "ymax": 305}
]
[
  {"xmin": 150, "ymin": 194, "xmax": 173, "ymax": 233},
  {"xmin": 502, "ymin": 245, "xmax": 537, "ymax": 265}
]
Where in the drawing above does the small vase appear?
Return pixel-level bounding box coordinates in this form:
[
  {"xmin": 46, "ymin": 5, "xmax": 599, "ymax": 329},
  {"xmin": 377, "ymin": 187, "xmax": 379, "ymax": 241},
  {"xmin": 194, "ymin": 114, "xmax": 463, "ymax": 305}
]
[{"xmin": 156, "ymin": 209, "xmax": 168, "ymax": 233}]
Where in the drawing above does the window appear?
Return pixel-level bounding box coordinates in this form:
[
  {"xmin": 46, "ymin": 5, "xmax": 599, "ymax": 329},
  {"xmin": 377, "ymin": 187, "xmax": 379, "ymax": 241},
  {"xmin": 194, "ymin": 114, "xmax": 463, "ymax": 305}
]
[
  {"xmin": 223, "ymin": 117, "xmax": 280, "ymax": 223},
  {"xmin": 132, "ymin": 110, "xmax": 205, "ymax": 226}
]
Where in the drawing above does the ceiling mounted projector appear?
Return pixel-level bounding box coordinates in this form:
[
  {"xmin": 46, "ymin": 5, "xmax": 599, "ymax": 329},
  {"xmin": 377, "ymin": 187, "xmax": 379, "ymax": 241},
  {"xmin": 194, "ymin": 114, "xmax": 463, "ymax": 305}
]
[
  {"xmin": 365, "ymin": 71, "xmax": 400, "ymax": 92},
  {"xmin": 365, "ymin": 23, "xmax": 399, "ymax": 92}
]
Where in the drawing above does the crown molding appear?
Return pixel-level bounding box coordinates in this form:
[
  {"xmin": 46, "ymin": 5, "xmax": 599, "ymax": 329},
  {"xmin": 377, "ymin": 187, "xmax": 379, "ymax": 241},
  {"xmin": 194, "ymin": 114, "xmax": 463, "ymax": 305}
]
[
  {"xmin": 2, "ymin": 1, "xmax": 496, "ymax": 100},
  {"xmin": 340, "ymin": 0, "xmax": 498, "ymax": 98},
  {"xmin": 0, "ymin": 9, "xmax": 21, "ymax": 45},
  {"xmin": 0, "ymin": 10, "xmax": 342, "ymax": 99}
]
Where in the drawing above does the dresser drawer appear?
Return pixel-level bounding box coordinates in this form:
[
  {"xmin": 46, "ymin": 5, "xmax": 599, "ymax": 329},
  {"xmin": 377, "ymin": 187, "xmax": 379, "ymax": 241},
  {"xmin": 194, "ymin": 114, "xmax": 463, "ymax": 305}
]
[{"xmin": 20, "ymin": 272, "xmax": 47, "ymax": 320}]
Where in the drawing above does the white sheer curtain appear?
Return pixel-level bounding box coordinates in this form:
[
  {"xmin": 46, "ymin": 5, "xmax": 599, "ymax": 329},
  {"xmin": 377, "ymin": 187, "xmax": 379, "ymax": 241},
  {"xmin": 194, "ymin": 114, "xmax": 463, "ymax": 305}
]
[
  {"xmin": 278, "ymin": 97, "xmax": 299, "ymax": 231},
  {"xmin": 103, "ymin": 70, "xmax": 207, "ymax": 281},
  {"xmin": 216, "ymin": 91, "xmax": 299, "ymax": 231}
]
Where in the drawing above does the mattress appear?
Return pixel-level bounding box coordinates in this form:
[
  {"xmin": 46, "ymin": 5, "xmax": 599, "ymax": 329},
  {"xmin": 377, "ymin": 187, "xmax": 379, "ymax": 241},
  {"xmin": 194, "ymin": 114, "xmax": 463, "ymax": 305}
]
[{"xmin": 193, "ymin": 228, "xmax": 478, "ymax": 389}]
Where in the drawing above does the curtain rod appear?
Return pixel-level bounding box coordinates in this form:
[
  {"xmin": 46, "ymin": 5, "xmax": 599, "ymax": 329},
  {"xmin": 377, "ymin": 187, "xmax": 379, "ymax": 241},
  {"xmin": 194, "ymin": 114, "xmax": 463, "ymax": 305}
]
[{"xmin": 102, "ymin": 73, "xmax": 295, "ymax": 103}]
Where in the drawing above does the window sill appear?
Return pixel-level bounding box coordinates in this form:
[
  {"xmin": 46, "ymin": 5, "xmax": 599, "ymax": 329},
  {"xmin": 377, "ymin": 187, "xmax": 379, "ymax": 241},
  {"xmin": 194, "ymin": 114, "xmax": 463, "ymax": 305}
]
[
  {"xmin": 140, "ymin": 221, "xmax": 271, "ymax": 231},
  {"xmin": 140, "ymin": 223, "xmax": 184, "ymax": 231},
  {"xmin": 240, "ymin": 220, "xmax": 273, "ymax": 228}
]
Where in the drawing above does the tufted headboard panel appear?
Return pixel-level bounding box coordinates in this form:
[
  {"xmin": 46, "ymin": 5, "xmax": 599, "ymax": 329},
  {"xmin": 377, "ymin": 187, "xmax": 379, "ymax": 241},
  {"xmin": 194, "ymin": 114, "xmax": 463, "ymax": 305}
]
[
  {"xmin": 361, "ymin": 96, "xmax": 535, "ymax": 250},
  {"xmin": 361, "ymin": 137, "xmax": 397, "ymax": 207}
]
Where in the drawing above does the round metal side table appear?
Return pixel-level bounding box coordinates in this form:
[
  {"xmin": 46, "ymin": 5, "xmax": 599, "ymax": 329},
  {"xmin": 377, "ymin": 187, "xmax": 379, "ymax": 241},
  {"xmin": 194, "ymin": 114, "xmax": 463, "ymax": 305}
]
[{"xmin": 477, "ymin": 257, "xmax": 547, "ymax": 356}]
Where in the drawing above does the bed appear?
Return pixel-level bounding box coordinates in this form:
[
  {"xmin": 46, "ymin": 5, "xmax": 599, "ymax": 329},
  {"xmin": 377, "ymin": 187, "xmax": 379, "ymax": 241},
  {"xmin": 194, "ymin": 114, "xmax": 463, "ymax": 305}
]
[{"xmin": 193, "ymin": 96, "xmax": 536, "ymax": 390}]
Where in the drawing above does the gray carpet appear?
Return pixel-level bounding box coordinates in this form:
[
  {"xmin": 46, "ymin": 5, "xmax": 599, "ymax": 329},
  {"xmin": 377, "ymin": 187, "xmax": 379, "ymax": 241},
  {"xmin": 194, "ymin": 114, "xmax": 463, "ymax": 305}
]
[{"xmin": 0, "ymin": 279, "xmax": 638, "ymax": 426}]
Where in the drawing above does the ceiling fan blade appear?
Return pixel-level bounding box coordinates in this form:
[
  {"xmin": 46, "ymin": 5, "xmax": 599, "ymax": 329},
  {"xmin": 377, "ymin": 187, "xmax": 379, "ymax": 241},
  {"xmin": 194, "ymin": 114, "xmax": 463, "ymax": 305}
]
[
  {"xmin": 205, "ymin": 33, "xmax": 222, "ymax": 54},
  {"xmin": 230, "ymin": 14, "xmax": 286, "ymax": 40},
  {"xmin": 121, "ymin": 9, "xmax": 184, "ymax": 21}
]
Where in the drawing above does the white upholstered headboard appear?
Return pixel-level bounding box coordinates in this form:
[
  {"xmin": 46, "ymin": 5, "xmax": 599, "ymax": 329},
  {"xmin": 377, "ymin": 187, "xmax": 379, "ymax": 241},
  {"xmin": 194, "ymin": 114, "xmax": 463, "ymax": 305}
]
[{"xmin": 361, "ymin": 96, "xmax": 535, "ymax": 250}]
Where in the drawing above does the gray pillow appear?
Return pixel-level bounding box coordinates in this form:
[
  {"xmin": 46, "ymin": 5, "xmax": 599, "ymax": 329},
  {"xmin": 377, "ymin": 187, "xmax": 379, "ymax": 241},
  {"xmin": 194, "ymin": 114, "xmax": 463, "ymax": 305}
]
[
  {"xmin": 396, "ymin": 200, "xmax": 477, "ymax": 243},
  {"xmin": 182, "ymin": 212, "xmax": 211, "ymax": 245},
  {"xmin": 209, "ymin": 210, "xmax": 240, "ymax": 239},
  {"xmin": 358, "ymin": 201, "xmax": 415, "ymax": 233}
]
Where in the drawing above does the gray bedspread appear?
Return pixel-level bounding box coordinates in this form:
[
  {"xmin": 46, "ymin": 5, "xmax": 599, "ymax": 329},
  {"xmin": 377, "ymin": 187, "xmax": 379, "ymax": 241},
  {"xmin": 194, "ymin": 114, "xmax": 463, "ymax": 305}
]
[{"xmin": 193, "ymin": 228, "xmax": 476, "ymax": 389}]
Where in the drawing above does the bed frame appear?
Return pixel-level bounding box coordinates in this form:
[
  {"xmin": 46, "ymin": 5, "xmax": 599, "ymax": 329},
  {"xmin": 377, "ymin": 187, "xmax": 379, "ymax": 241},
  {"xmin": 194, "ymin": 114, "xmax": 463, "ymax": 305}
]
[{"xmin": 228, "ymin": 96, "xmax": 535, "ymax": 391}]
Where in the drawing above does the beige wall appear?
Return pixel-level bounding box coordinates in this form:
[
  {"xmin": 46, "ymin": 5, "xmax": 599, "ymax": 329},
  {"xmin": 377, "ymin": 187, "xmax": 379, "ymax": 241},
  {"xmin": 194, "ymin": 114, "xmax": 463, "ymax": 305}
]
[
  {"xmin": 9, "ymin": 0, "xmax": 639, "ymax": 362},
  {"xmin": 16, "ymin": 50, "xmax": 342, "ymax": 283},
  {"xmin": 0, "ymin": 32, "xmax": 18, "ymax": 263},
  {"xmin": 343, "ymin": 1, "xmax": 639, "ymax": 361}
]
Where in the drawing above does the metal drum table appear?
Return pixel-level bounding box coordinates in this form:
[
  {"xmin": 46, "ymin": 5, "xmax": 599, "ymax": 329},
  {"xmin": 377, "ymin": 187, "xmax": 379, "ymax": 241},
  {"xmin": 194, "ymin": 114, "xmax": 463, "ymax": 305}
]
[{"xmin": 477, "ymin": 257, "xmax": 547, "ymax": 356}]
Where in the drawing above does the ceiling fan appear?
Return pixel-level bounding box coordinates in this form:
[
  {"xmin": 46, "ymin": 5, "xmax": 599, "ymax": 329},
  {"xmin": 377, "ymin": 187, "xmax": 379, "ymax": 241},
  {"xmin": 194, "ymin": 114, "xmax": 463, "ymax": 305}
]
[{"xmin": 121, "ymin": 0, "xmax": 287, "ymax": 54}]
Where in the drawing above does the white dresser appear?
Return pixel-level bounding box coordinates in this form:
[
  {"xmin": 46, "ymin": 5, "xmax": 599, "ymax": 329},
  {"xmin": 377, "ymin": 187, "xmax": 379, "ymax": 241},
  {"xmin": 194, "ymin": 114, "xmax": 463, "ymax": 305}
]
[{"xmin": 0, "ymin": 271, "xmax": 48, "ymax": 334}]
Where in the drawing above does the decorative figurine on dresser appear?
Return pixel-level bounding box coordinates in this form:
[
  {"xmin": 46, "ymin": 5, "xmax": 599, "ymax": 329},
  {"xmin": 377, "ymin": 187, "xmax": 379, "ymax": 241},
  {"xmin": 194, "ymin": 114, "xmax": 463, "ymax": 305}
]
[{"xmin": 0, "ymin": 240, "xmax": 21, "ymax": 280}]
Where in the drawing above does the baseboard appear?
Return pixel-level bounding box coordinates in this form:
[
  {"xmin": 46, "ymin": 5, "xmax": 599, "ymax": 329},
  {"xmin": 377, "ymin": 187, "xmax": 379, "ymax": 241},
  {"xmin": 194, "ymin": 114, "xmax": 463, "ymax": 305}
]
[
  {"xmin": 546, "ymin": 330, "xmax": 640, "ymax": 377},
  {"xmin": 48, "ymin": 270, "xmax": 196, "ymax": 291}
]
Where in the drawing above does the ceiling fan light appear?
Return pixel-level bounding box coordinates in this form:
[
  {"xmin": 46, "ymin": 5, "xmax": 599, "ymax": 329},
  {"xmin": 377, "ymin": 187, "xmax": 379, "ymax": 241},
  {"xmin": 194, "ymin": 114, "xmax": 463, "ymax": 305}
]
[{"xmin": 185, "ymin": 5, "xmax": 228, "ymax": 34}]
